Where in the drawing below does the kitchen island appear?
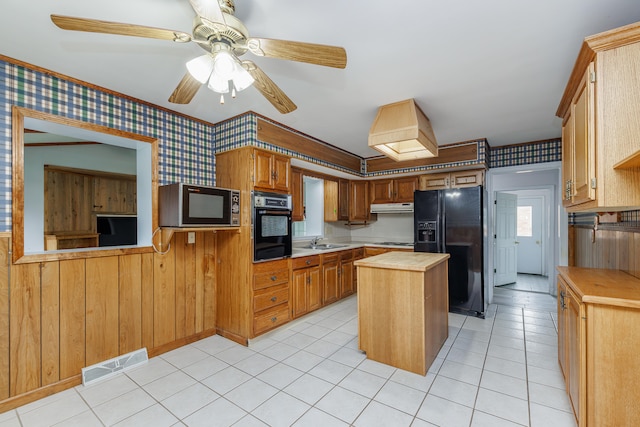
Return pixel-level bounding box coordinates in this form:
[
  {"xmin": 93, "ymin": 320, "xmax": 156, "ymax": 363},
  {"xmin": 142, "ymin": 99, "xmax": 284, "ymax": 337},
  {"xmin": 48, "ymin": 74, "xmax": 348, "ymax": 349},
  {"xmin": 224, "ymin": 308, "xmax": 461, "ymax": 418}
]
[{"xmin": 355, "ymin": 251, "xmax": 450, "ymax": 375}]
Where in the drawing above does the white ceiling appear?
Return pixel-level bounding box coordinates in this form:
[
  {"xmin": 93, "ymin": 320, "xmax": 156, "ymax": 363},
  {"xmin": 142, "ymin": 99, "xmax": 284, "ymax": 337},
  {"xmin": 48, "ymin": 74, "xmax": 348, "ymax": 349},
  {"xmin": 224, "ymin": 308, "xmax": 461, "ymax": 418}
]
[{"xmin": 2, "ymin": 0, "xmax": 640, "ymax": 158}]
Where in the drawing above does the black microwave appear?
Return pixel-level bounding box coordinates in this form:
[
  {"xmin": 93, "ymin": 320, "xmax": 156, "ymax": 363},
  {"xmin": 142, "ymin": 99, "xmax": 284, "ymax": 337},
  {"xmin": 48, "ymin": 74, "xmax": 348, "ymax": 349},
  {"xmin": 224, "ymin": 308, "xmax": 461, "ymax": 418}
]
[{"xmin": 159, "ymin": 183, "xmax": 240, "ymax": 227}]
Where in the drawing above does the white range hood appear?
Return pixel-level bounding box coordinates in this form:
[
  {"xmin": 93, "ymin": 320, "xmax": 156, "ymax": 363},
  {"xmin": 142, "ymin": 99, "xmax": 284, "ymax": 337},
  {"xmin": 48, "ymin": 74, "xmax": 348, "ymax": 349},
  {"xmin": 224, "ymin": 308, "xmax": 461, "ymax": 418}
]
[{"xmin": 370, "ymin": 202, "xmax": 414, "ymax": 214}]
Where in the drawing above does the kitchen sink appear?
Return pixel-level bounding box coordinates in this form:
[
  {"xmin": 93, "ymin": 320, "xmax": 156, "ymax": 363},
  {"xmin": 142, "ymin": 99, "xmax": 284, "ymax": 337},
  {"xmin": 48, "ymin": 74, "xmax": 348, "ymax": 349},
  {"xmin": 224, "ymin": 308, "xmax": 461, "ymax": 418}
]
[{"xmin": 307, "ymin": 243, "xmax": 348, "ymax": 250}]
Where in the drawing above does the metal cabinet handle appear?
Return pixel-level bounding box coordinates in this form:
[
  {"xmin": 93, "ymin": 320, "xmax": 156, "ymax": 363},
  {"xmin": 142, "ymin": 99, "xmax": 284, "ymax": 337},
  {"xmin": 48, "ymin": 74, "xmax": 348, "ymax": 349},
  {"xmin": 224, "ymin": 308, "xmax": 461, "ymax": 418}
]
[
  {"xmin": 270, "ymin": 296, "xmax": 277, "ymax": 302},
  {"xmin": 271, "ymin": 317, "xmax": 277, "ymax": 323},
  {"xmin": 560, "ymin": 291, "xmax": 566, "ymax": 310},
  {"xmin": 306, "ymin": 260, "xmax": 311, "ymax": 265},
  {"xmin": 271, "ymin": 275, "xmax": 277, "ymax": 281}
]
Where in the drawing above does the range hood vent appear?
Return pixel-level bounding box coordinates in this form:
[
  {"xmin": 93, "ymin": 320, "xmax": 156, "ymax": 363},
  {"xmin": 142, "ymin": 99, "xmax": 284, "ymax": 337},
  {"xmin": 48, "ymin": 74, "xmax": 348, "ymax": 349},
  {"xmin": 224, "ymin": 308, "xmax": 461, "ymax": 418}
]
[
  {"xmin": 370, "ymin": 202, "xmax": 414, "ymax": 214},
  {"xmin": 368, "ymin": 99, "xmax": 438, "ymax": 161}
]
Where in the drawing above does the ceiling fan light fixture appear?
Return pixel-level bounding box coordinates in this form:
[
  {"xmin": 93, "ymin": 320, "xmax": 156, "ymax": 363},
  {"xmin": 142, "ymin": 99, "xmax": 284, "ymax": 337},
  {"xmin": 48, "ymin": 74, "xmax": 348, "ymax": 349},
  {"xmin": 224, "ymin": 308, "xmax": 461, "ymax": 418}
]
[
  {"xmin": 186, "ymin": 54, "xmax": 215, "ymax": 84},
  {"xmin": 212, "ymin": 50, "xmax": 236, "ymax": 80},
  {"xmin": 208, "ymin": 72, "xmax": 230, "ymax": 93},
  {"xmin": 232, "ymin": 66, "xmax": 254, "ymax": 92}
]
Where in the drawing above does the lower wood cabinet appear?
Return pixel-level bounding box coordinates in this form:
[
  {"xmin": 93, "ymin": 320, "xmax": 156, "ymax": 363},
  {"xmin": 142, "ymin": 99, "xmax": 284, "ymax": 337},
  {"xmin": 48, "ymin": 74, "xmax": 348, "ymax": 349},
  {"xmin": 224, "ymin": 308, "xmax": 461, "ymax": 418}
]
[
  {"xmin": 321, "ymin": 252, "xmax": 340, "ymax": 305},
  {"xmin": 291, "ymin": 255, "xmax": 321, "ymax": 318},
  {"xmin": 339, "ymin": 250, "xmax": 354, "ymax": 298},
  {"xmin": 252, "ymin": 260, "xmax": 291, "ymax": 336},
  {"xmin": 557, "ymin": 267, "xmax": 640, "ymax": 426}
]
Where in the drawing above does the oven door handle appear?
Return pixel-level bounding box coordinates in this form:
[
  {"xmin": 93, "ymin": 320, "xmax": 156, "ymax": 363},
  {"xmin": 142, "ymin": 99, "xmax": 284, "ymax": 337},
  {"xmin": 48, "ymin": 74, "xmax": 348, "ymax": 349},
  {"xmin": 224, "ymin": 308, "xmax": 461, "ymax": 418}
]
[{"xmin": 260, "ymin": 210, "xmax": 291, "ymax": 215}]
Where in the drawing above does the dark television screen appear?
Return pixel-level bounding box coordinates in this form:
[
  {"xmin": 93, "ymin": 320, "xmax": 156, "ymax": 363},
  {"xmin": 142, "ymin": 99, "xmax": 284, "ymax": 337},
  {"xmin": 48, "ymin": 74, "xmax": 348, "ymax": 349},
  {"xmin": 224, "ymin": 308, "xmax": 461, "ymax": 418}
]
[{"xmin": 97, "ymin": 216, "xmax": 137, "ymax": 247}]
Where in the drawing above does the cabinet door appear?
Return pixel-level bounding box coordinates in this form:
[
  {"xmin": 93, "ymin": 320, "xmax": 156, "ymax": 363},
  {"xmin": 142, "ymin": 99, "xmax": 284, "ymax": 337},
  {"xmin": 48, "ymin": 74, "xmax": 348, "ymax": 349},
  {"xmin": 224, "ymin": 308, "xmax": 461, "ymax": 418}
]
[
  {"xmin": 324, "ymin": 180, "xmax": 338, "ymax": 222},
  {"xmin": 566, "ymin": 287, "xmax": 584, "ymax": 423},
  {"xmin": 450, "ymin": 170, "xmax": 483, "ymax": 188},
  {"xmin": 44, "ymin": 169, "xmax": 93, "ymax": 233},
  {"xmin": 291, "ymin": 269, "xmax": 308, "ymax": 318},
  {"xmin": 291, "ymin": 167, "xmax": 304, "ymax": 221},
  {"xmin": 349, "ymin": 181, "xmax": 369, "ymax": 221},
  {"xmin": 338, "ymin": 179, "xmax": 350, "ymax": 220},
  {"xmin": 272, "ymin": 154, "xmax": 290, "ymax": 192},
  {"xmin": 253, "ymin": 150, "xmax": 274, "ymax": 189},
  {"xmin": 308, "ymin": 266, "xmax": 322, "ymax": 311},
  {"xmin": 370, "ymin": 179, "xmax": 394, "ymax": 204},
  {"xmin": 394, "ymin": 177, "xmax": 418, "ymax": 202},
  {"xmin": 557, "ymin": 278, "xmax": 568, "ymax": 377},
  {"xmin": 93, "ymin": 176, "xmax": 137, "ymax": 214},
  {"xmin": 561, "ymin": 115, "xmax": 574, "ymax": 207},
  {"xmin": 322, "ymin": 259, "xmax": 339, "ymax": 305},
  {"xmin": 571, "ymin": 63, "xmax": 596, "ymax": 206},
  {"xmin": 340, "ymin": 258, "xmax": 354, "ymax": 298},
  {"xmin": 419, "ymin": 172, "xmax": 450, "ymax": 190}
]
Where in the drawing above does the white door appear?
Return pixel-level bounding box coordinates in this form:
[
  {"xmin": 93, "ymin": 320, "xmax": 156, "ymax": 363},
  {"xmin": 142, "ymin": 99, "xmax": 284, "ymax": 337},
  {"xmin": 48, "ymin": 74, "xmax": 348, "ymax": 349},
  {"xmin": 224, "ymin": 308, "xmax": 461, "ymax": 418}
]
[
  {"xmin": 517, "ymin": 196, "xmax": 544, "ymax": 275},
  {"xmin": 494, "ymin": 192, "xmax": 518, "ymax": 286}
]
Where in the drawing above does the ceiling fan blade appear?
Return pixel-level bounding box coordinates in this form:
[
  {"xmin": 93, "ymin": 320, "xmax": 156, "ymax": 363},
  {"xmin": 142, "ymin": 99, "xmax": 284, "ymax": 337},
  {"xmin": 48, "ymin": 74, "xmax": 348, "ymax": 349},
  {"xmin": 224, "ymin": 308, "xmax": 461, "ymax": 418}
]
[
  {"xmin": 188, "ymin": 0, "xmax": 226, "ymax": 25},
  {"xmin": 242, "ymin": 61, "xmax": 297, "ymax": 114},
  {"xmin": 247, "ymin": 38, "xmax": 347, "ymax": 69},
  {"xmin": 51, "ymin": 14, "xmax": 192, "ymax": 42},
  {"xmin": 168, "ymin": 72, "xmax": 202, "ymax": 104}
]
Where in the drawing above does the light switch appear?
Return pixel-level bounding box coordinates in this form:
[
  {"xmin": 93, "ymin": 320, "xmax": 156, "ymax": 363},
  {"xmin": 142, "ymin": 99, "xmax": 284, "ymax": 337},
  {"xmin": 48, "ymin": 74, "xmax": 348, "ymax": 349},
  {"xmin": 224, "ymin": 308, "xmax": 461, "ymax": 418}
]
[{"xmin": 187, "ymin": 232, "xmax": 196, "ymax": 244}]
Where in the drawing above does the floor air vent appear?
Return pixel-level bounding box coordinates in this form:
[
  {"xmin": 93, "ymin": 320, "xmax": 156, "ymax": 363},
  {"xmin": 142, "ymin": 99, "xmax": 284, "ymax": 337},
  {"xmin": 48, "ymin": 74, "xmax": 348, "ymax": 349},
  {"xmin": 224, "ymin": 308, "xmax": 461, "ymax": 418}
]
[{"xmin": 81, "ymin": 348, "xmax": 148, "ymax": 386}]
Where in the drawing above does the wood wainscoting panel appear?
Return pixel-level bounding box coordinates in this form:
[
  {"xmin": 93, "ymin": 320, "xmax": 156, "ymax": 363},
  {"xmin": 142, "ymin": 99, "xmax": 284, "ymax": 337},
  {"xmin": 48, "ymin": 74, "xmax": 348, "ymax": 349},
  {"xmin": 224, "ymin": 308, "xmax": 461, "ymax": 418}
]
[
  {"xmin": 175, "ymin": 232, "xmax": 195, "ymax": 339},
  {"xmin": 573, "ymin": 227, "xmax": 640, "ymax": 279},
  {"xmin": 9, "ymin": 263, "xmax": 41, "ymax": 395},
  {"xmin": 202, "ymin": 232, "xmax": 217, "ymax": 331},
  {"xmin": 153, "ymin": 247, "xmax": 177, "ymax": 348},
  {"xmin": 141, "ymin": 253, "xmax": 155, "ymax": 351},
  {"xmin": 40, "ymin": 262, "xmax": 60, "ymax": 387},
  {"xmin": 86, "ymin": 257, "xmax": 120, "ymax": 367},
  {"xmin": 119, "ymin": 254, "xmax": 143, "ymax": 355},
  {"xmin": 0, "ymin": 237, "xmax": 9, "ymax": 400},
  {"xmin": 59, "ymin": 259, "xmax": 86, "ymax": 380}
]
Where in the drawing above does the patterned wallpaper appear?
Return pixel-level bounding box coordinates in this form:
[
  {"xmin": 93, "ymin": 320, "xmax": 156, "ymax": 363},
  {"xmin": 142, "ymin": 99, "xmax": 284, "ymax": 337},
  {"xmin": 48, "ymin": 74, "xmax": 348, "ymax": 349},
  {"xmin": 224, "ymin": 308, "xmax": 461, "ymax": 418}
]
[
  {"xmin": 489, "ymin": 139, "xmax": 562, "ymax": 168},
  {"xmin": 0, "ymin": 59, "xmax": 216, "ymax": 232}
]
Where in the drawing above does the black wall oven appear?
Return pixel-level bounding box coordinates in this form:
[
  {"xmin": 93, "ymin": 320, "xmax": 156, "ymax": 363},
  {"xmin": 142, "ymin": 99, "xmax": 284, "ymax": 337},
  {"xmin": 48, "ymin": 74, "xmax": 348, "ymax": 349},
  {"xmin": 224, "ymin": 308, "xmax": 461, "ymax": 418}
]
[{"xmin": 253, "ymin": 191, "xmax": 292, "ymax": 262}]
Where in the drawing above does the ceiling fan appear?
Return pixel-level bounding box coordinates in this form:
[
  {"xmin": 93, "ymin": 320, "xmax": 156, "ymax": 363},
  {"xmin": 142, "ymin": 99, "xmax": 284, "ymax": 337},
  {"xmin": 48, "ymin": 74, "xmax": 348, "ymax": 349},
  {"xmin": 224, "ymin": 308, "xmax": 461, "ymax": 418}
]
[{"xmin": 50, "ymin": 0, "xmax": 347, "ymax": 114}]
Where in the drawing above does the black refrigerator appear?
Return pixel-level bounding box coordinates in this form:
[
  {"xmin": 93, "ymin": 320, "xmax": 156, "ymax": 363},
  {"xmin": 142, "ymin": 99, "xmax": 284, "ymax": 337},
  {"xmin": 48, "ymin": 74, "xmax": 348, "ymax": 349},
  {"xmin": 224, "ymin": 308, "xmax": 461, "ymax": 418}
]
[{"xmin": 414, "ymin": 187, "xmax": 485, "ymax": 317}]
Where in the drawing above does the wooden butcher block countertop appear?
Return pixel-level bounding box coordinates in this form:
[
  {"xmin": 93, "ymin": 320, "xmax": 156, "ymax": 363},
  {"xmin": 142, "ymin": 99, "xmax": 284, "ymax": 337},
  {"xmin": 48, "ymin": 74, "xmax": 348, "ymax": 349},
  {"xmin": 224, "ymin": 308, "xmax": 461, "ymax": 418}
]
[
  {"xmin": 557, "ymin": 266, "xmax": 640, "ymax": 309},
  {"xmin": 354, "ymin": 251, "xmax": 450, "ymax": 272}
]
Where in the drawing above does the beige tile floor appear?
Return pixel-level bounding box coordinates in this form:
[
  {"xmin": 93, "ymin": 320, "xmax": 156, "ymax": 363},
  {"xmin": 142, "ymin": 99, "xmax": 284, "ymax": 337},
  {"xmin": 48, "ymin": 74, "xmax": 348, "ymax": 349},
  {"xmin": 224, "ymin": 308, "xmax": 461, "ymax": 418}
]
[{"xmin": 0, "ymin": 289, "xmax": 576, "ymax": 427}]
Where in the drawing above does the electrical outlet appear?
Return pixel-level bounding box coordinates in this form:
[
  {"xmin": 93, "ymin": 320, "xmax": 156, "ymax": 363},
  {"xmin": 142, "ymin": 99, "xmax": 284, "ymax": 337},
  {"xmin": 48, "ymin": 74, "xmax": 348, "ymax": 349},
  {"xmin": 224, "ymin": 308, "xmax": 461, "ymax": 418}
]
[{"xmin": 187, "ymin": 232, "xmax": 195, "ymax": 244}]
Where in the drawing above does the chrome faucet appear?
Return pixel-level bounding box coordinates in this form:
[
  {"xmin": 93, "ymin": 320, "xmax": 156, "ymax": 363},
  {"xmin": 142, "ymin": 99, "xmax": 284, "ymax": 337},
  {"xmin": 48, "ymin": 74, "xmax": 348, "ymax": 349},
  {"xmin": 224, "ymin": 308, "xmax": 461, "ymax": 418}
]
[{"xmin": 310, "ymin": 236, "xmax": 322, "ymax": 247}]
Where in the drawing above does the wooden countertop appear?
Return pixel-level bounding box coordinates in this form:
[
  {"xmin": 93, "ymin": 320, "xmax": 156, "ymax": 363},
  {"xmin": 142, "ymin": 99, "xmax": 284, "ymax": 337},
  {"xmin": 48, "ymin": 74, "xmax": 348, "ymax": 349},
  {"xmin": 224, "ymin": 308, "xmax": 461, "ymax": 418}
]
[
  {"xmin": 354, "ymin": 251, "xmax": 450, "ymax": 272},
  {"xmin": 557, "ymin": 266, "xmax": 640, "ymax": 309}
]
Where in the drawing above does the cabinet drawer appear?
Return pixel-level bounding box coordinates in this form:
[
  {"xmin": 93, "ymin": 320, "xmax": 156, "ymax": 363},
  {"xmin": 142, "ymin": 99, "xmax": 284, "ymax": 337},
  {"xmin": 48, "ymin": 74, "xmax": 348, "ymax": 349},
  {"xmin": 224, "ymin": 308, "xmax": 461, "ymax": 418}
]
[
  {"xmin": 322, "ymin": 252, "xmax": 339, "ymax": 264},
  {"xmin": 339, "ymin": 249, "xmax": 353, "ymax": 262},
  {"xmin": 292, "ymin": 255, "xmax": 320, "ymax": 269},
  {"xmin": 254, "ymin": 268, "xmax": 290, "ymax": 290},
  {"xmin": 254, "ymin": 285, "xmax": 289, "ymax": 312},
  {"xmin": 353, "ymin": 247, "xmax": 364, "ymax": 259},
  {"xmin": 253, "ymin": 304, "xmax": 290, "ymax": 335}
]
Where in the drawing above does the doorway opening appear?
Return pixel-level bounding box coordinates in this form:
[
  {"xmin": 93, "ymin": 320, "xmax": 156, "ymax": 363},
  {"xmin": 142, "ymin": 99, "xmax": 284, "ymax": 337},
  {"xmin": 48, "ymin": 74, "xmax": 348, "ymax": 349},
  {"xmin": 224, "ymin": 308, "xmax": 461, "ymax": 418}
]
[{"xmin": 486, "ymin": 162, "xmax": 567, "ymax": 308}]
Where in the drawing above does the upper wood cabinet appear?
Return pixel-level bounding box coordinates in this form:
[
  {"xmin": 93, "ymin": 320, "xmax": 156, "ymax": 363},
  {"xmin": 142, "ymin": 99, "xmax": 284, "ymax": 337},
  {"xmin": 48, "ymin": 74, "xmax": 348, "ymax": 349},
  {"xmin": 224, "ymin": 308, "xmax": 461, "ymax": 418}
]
[
  {"xmin": 254, "ymin": 149, "xmax": 290, "ymax": 192},
  {"xmin": 349, "ymin": 181, "xmax": 369, "ymax": 221},
  {"xmin": 557, "ymin": 22, "xmax": 640, "ymax": 211},
  {"xmin": 291, "ymin": 167, "xmax": 304, "ymax": 221},
  {"xmin": 338, "ymin": 179, "xmax": 350, "ymax": 221},
  {"xmin": 93, "ymin": 175, "xmax": 137, "ymax": 214},
  {"xmin": 419, "ymin": 170, "xmax": 484, "ymax": 190},
  {"xmin": 370, "ymin": 176, "xmax": 418, "ymax": 204},
  {"xmin": 324, "ymin": 180, "xmax": 338, "ymax": 222}
]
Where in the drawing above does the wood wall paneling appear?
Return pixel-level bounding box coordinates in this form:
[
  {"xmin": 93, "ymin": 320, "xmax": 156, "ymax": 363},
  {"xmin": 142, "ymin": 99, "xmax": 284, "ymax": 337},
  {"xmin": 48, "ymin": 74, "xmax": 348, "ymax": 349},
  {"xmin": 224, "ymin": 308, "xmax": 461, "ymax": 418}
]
[
  {"xmin": 0, "ymin": 237, "xmax": 9, "ymax": 400},
  {"xmin": 119, "ymin": 254, "xmax": 143, "ymax": 355},
  {"xmin": 153, "ymin": 245, "xmax": 176, "ymax": 348},
  {"xmin": 573, "ymin": 227, "xmax": 640, "ymax": 279},
  {"xmin": 140, "ymin": 253, "xmax": 155, "ymax": 351},
  {"xmin": 85, "ymin": 257, "xmax": 120, "ymax": 366},
  {"xmin": 9, "ymin": 263, "xmax": 41, "ymax": 395},
  {"xmin": 202, "ymin": 232, "xmax": 217, "ymax": 331},
  {"xmin": 40, "ymin": 262, "xmax": 60, "ymax": 387},
  {"xmin": 59, "ymin": 259, "xmax": 86, "ymax": 380}
]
